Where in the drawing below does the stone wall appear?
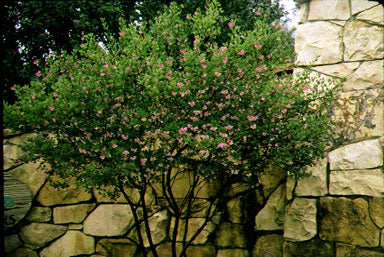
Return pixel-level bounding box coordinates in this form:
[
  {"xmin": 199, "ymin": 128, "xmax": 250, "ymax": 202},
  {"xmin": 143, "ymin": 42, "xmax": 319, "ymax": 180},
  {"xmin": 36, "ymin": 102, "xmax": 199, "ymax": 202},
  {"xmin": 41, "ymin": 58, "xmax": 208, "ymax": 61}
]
[{"xmin": 3, "ymin": 0, "xmax": 384, "ymax": 256}]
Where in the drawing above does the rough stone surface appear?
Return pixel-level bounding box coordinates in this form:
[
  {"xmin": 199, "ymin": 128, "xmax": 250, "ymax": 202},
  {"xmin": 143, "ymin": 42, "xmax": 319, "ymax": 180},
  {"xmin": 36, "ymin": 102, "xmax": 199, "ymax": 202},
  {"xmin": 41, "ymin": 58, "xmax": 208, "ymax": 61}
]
[
  {"xmin": 19, "ymin": 223, "xmax": 67, "ymax": 249},
  {"xmin": 26, "ymin": 207, "xmax": 51, "ymax": 223},
  {"xmin": 284, "ymin": 198, "xmax": 317, "ymax": 241},
  {"xmin": 255, "ymin": 184, "xmax": 286, "ymax": 231},
  {"xmin": 381, "ymin": 229, "xmax": 384, "ymax": 249},
  {"xmin": 259, "ymin": 165, "xmax": 286, "ymax": 198},
  {"xmin": 369, "ymin": 197, "xmax": 384, "ymax": 228},
  {"xmin": 252, "ymin": 234, "xmax": 283, "ymax": 257},
  {"xmin": 308, "ymin": 0, "xmax": 350, "ymax": 20},
  {"xmin": 36, "ymin": 178, "xmax": 92, "ymax": 206},
  {"xmin": 170, "ymin": 217, "xmax": 215, "ymax": 244},
  {"xmin": 149, "ymin": 244, "xmax": 216, "ymax": 257},
  {"xmin": 295, "ymin": 22, "xmax": 343, "ymax": 65},
  {"xmin": 344, "ymin": 60, "xmax": 384, "ymax": 91},
  {"xmin": 68, "ymin": 224, "xmax": 83, "ymax": 230},
  {"xmin": 319, "ymin": 197, "xmax": 381, "ymax": 247},
  {"xmin": 39, "ymin": 230, "xmax": 95, "ymax": 257},
  {"xmin": 283, "ymin": 241, "xmax": 334, "ymax": 257},
  {"xmin": 53, "ymin": 203, "xmax": 95, "ymax": 224},
  {"xmin": 286, "ymin": 175, "xmax": 296, "ymax": 201},
  {"xmin": 9, "ymin": 162, "xmax": 47, "ymax": 197},
  {"xmin": 5, "ymin": 234, "xmax": 22, "ymax": 253},
  {"xmin": 344, "ymin": 20, "xmax": 383, "ymax": 61},
  {"xmin": 140, "ymin": 209, "xmax": 169, "ymax": 247},
  {"xmin": 215, "ymin": 222, "xmax": 247, "ymax": 248},
  {"xmin": 83, "ymin": 204, "xmax": 134, "ymax": 236},
  {"xmin": 351, "ymin": 0, "xmax": 379, "ymax": 15},
  {"xmin": 96, "ymin": 238, "xmax": 138, "ymax": 257},
  {"xmin": 329, "ymin": 139, "xmax": 383, "ymax": 170},
  {"xmin": 297, "ymin": 3, "xmax": 309, "ymax": 24},
  {"xmin": 227, "ymin": 196, "xmax": 244, "ymax": 224},
  {"xmin": 7, "ymin": 248, "xmax": 39, "ymax": 257},
  {"xmin": 94, "ymin": 185, "xmax": 155, "ymax": 205},
  {"xmin": 357, "ymin": 4, "xmax": 384, "ymax": 25},
  {"xmin": 295, "ymin": 159, "xmax": 327, "ymax": 196},
  {"xmin": 216, "ymin": 249, "xmax": 250, "ymax": 257},
  {"xmin": 312, "ymin": 62, "xmax": 360, "ymax": 79},
  {"xmin": 329, "ymin": 169, "xmax": 384, "ymax": 197},
  {"xmin": 336, "ymin": 243, "xmax": 384, "ymax": 257}
]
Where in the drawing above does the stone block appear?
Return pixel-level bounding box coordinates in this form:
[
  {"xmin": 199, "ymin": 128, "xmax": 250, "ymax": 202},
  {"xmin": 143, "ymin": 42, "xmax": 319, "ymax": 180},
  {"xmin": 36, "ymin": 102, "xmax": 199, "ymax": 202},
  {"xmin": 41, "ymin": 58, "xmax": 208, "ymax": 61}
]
[
  {"xmin": 227, "ymin": 196, "xmax": 244, "ymax": 224},
  {"xmin": 369, "ymin": 197, "xmax": 384, "ymax": 228},
  {"xmin": 169, "ymin": 217, "xmax": 215, "ymax": 244},
  {"xmin": 39, "ymin": 231, "xmax": 95, "ymax": 257},
  {"xmin": 284, "ymin": 198, "xmax": 317, "ymax": 241},
  {"xmin": 308, "ymin": 0, "xmax": 350, "ymax": 20},
  {"xmin": 216, "ymin": 249, "xmax": 250, "ymax": 257},
  {"xmin": 96, "ymin": 238, "xmax": 138, "ymax": 257},
  {"xmin": 134, "ymin": 209, "xmax": 169, "ymax": 247},
  {"xmin": 215, "ymin": 222, "xmax": 247, "ymax": 248},
  {"xmin": 351, "ymin": 0, "xmax": 380, "ymax": 15},
  {"xmin": 312, "ymin": 62, "xmax": 360, "ymax": 79},
  {"xmin": 258, "ymin": 165, "xmax": 286, "ymax": 198},
  {"xmin": 381, "ymin": 229, "xmax": 384, "ymax": 249},
  {"xmin": 283, "ymin": 241, "xmax": 333, "ymax": 257},
  {"xmin": 329, "ymin": 139, "xmax": 383, "ymax": 170},
  {"xmin": 344, "ymin": 20, "xmax": 383, "ymax": 61},
  {"xmin": 297, "ymin": 3, "xmax": 309, "ymax": 24},
  {"xmin": 148, "ymin": 244, "xmax": 216, "ymax": 257},
  {"xmin": 286, "ymin": 175, "xmax": 296, "ymax": 200},
  {"xmin": 329, "ymin": 169, "xmax": 384, "ymax": 197},
  {"xmin": 53, "ymin": 203, "xmax": 95, "ymax": 224},
  {"xmin": 83, "ymin": 204, "xmax": 134, "ymax": 237},
  {"xmin": 255, "ymin": 184, "xmax": 286, "ymax": 231},
  {"xmin": 252, "ymin": 234, "xmax": 283, "ymax": 257},
  {"xmin": 19, "ymin": 223, "xmax": 67, "ymax": 249},
  {"xmin": 344, "ymin": 60, "xmax": 383, "ymax": 92},
  {"xmin": 295, "ymin": 158, "xmax": 327, "ymax": 196},
  {"xmin": 319, "ymin": 197, "xmax": 381, "ymax": 247},
  {"xmin": 5, "ymin": 234, "xmax": 21, "ymax": 253},
  {"xmin": 7, "ymin": 248, "xmax": 39, "ymax": 257},
  {"xmin": 26, "ymin": 207, "xmax": 52, "ymax": 223},
  {"xmin": 336, "ymin": 243, "xmax": 384, "ymax": 257},
  {"xmin": 295, "ymin": 22, "xmax": 343, "ymax": 65},
  {"xmin": 357, "ymin": 5, "xmax": 384, "ymax": 25}
]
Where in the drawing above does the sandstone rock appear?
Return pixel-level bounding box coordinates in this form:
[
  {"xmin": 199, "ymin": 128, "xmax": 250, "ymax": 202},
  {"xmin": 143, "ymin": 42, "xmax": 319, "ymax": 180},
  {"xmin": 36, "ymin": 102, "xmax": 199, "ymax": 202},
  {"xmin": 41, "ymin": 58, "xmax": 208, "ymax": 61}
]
[
  {"xmin": 36, "ymin": 178, "xmax": 92, "ymax": 206},
  {"xmin": 53, "ymin": 203, "xmax": 95, "ymax": 224},
  {"xmin": 9, "ymin": 162, "xmax": 47, "ymax": 197},
  {"xmin": 284, "ymin": 198, "xmax": 317, "ymax": 241},
  {"xmin": 369, "ymin": 197, "xmax": 384, "ymax": 228},
  {"xmin": 68, "ymin": 224, "xmax": 83, "ymax": 230},
  {"xmin": 26, "ymin": 207, "xmax": 51, "ymax": 223},
  {"xmin": 227, "ymin": 196, "xmax": 244, "ymax": 224},
  {"xmin": 357, "ymin": 5, "xmax": 383, "ymax": 25},
  {"xmin": 308, "ymin": 0, "xmax": 350, "ymax": 20},
  {"xmin": 381, "ymin": 229, "xmax": 384, "ymax": 249},
  {"xmin": 170, "ymin": 217, "xmax": 215, "ymax": 244},
  {"xmin": 259, "ymin": 165, "xmax": 286, "ymax": 198},
  {"xmin": 215, "ymin": 222, "xmax": 247, "ymax": 248},
  {"xmin": 311, "ymin": 62, "xmax": 360, "ymax": 79},
  {"xmin": 252, "ymin": 234, "xmax": 283, "ymax": 257},
  {"xmin": 139, "ymin": 209, "xmax": 169, "ymax": 247},
  {"xmin": 297, "ymin": 2, "xmax": 308, "ymax": 24},
  {"xmin": 283, "ymin": 241, "xmax": 333, "ymax": 257},
  {"xmin": 295, "ymin": 159, "xmax": 327, "ymax": 196},
  {"xmin": 19, "ymin": 223, "xmax": 67, "ymax": 249},
  {"xmin": 295, "ymin": 22, "xmax": 343, "ymax": 65},
  {"xmin": 329, "ymin": 169, "xmax": 384, "ymax": 197},
  {"xmin": 83, "ymin": 204, "xmax": 134, "ymax": 236},
  {"xmin": 255, "ymin": 184, "xmax": 286, "ymax": 231},
  {"xmin": 351, "ymin": 0, "xmax": 379, "ymax": 15},
  {"xmin": 286, "ymin": 175, "xmax": 296, "ymax": 200},
  {"xmin": 344, "ymin": 21, "xmax": 383, "ymax": 61},
  {"xmin": 94, "ymin": 185, "xmax": 155, "ymax": 205},
  {"xmin": 5, "ymin": 234, "xmax": 21, "ymax": 253},
  {"xmin": 39, "ymin": 230, "xmax": 95, "ymax": 257},
  {"xmin": 96, "ymin": 238, "xmax": 138, "ymax": 257},
  {"xmin": 7, "ymin": 248, "xmax": 39, "ymax": 257},
  {"xmin": 3, "ymin": 134, "xmax": 30, "ymax": 170},
  {"xmin": 149, "ymin": 244, "xmax": 215, "ymax": 257},
  {"xmin": 336, "ymin": 243, "xmax": 384, "ymax": 257},
  {"xmin": 329, "ymin": 139, "xmax": 383, "ymax": 170},
  {"xmin": 319, "ymin": 197, "xmax": 380, "ymax": 247},
  {"xmin": 344, "ymin": 60, "xmax": 383, "ymax": 91},
  {"xmin": 216, "ymin": 249, "xmax": 250, "ymax": 257}
]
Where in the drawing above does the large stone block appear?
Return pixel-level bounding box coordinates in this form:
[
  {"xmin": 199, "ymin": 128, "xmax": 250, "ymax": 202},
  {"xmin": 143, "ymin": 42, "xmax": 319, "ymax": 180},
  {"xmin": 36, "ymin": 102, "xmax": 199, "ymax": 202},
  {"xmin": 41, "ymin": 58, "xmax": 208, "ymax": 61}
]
[
  {"xmin": 255, "ymin": 184, "xmax": 286, "ymax": 231},
  {"xmin": 336, "ymin": 243, "xmax": 384, "ymax": 257},
  {"xmin": 216, "ymin": 249, "xmax": 250, "ymax": 257},
  {"xmin": 295, "ymin": 22, "xmax": 343, "ymax": 65},
  {"xmin": 351, "ymin": 0, "xmax": 380, "ymax": 15},
  {"xmin": 329, "ymin": 169, "xmax": 384, "ymax": 197},
  {"xmin": 308, "ymin": 0, "xmax": 350, "ymax": 20},
  {"xmin": 148, "ymin": 244, "xmax": 216, "ymax": 257},
  {"xmin": 344, "ymin": 60, "xmax": 383, "ymax": 92},
  {"xmin": 284, "ymin": 198, "xmax": 317, "ymax": 241},
  {"xmin": 295, "ymin": 159, "xmax": 327, "ymax": 196},
  {"xmin": 5, "ymin": 234, "xmax": 21, "ymax": 253},
  {"xmin": 96, "ymin": 239, "xmax": 138, "ymax": 257},
  {"xmin": 258, "ymin": 165, "xmax": 286, "ymax": 199},
  {"xmin": 252, "ymin": 234, "xmax": 283, "ymax": 257},
  {"xmin": 83, "ymin": 204, "xmax": 134, "ymax": 237},
  {"xmin": 312, "ymin": 62, "xmax": 360, "ymax": 79},
  {"xmin": 344, "ymin": 20, "xmax": 383, "ymax": 61},
  {"xmin": 53, "ymin": 203, "xmax": 95, "ymax": 224},
  {"xmin": 39, "ymin": 231, "xmax": 95, "ymax": 257},
  {"xmin": 329, "ymin": 139, "xmax": 383, "ymax": 170},
  {"xmin": 19, "ymin": 223, "xmax": 67, "ymax": 249},
  {"xmin": 7, "ymin": 248, "xmax": 39, "ymax": 257},
  {"xmin": 283, "ymin": 241, "xmax": 333, "ymax": 257},
  {"xmin": 357, "ymin": 4, "xmax": 384, "ymax": 25},
  {"xmin": 215, "ymin": 222, "xmax": 247, "ymax": 248},
  {"xmin": 26, "ymin": 207, "xmax": 52, "ymax": 223},
  {"xmin": 227, "ymin": 196, "xmax": 244, "ymax": 224},
  {"xmin": 169, "ymin": 217, "xmax": 215, "ymax": 244},
  {"xmin": 319, "ymin": 197, "xmax": 381, "ymax": 247},
  {"xmin": 369, "ymin": 197, "xmax": 384, "ymax": 228}
]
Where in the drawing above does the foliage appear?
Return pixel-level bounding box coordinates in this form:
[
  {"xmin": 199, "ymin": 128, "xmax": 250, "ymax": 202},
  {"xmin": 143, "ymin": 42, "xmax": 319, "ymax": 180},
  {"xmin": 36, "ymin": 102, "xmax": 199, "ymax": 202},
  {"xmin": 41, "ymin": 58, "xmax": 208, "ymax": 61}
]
[
  {"xmin": 2, "ymin": 0, "xmax": 286, "ymax": 104},
  {"xmin": 4, "ymin": 1, "xmax": 337, "ymax": 256}
]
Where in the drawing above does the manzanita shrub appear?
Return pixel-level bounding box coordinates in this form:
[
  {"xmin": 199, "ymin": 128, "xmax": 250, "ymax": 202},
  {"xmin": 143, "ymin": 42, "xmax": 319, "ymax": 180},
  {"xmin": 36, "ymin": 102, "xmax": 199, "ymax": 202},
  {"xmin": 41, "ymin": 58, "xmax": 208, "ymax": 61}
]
[{"xmin": 4, "ymin": 1, "xmax": 338, "ymax": 256}]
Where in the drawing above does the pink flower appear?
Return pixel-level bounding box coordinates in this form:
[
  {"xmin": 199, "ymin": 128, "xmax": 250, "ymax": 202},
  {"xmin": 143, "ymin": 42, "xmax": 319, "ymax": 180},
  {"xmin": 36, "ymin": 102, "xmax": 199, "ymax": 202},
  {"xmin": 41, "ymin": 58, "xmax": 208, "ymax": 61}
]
[
  {"xmin": 35, "ymin": 71, "xmax": 42, "ymax": 77},
  {"xmin": 237, "ymin": 50, "xmax": 244, "ymax": 55},
  {"xmin": 48, "ymin": 106, "xmax": 55, "ymax": 111},
  {"xmin": 214, "ymin": 71, "xmax": 221, "ymax": 77},
  {"xmin": 201, "ymin": 64, "xmax": 207, "ymax": 69},
  {"xmin": 119, "ymin": 31, "xmax": 125, "ymax": 37},
  {"xmin": 193, "ymin": 39, "xmax": 200, "ymax": 44},
  {"xmin": 100, "ymin": 72, "xmax": 105, "ymax": 76},
  {"xmin": 255, "ymin": 10, "xmax": 261, "ymax": 16},
  {"xmin": 260, "ymin": 97, "xmax": 265, "ymax": 101},
  {"xmin": 30, "ymin": 94, "xmax": 35, "ymax": 99},
  {"xmin": 130, "ymin": 156, "xmax": 136, "ymax": 161},
  {"xmin": 99, "ymin": 155, "xmax": 105, "ymax": 160},
  {"xmin": 247, "ymin": 115, "xmax": 258, "ymax": 121},
  {"xmin": 121, "ymin": 135, "xmax": 128, "ymax": 140},
  {"xmin": 222, "ymin": 57, "xmax": 228, "ymax": 64},
  {"xmin": 217, "ymin": 143, "xmax": 227, "ymax": 148},
  {"xmin": 10, "ymin": 87, "xmax": 16, "ymax": 91},
  {"xmin": 250, "ymin": 124, "xmax": 256, "ymax": 129},
  {"xmin": 200, "ymin": 58, "xmax": 205, "ymax": 63},
  {"xmin": 286, "ymin": 104, "xmax": 291, "ymax": 108},
  {"xmin": 167, "ymin": 60, "xmax": 173, "ymax": 65},
  {"xmin": 276, "ymin": 84, "xmax": 282, "ymax": 89},
  {"xmin": 237, "ymin": 68, "xmax": 242, "ymax": 73},
  {"xmin": 186, "ymin": 15, "xmax": 190, "ymax": 20},
  {"xmin": 159, "ymin": 64, "xmax": 164, "ymax": 69},
  {"xmin": 97, "ymin": 110, "xmax": 102, "ymax": 115},
  {"xmin": 140, "ymin": 158, "xmax": 147, "ymax": 165},
  {"xmin": 51, "ymin": 118, "xmax": 56, "ymax": 122},
  {"xmin": 179, "ymin": 127, "xmax": 188, "ymax": 134},
  {"xmin": 258, "ymin": 55, "xmax": 264, "ymax": 60},
  {"xmin": 188, "ymin": 101, "xmax": 195, "ymax": 107},
  {"xmin": 33, "ymin": 60, "xmax": 39, "ymax": 65},
  {"xmin": 177, "ymin": 82, "xmax": 184, "ymax": 88},
  {"xmin": 221, "ymin": 46, "xmax": 227, "ymax": 52},
  {"xmin": 277, "ymin": 36, "xmax": 281, "ymax": 41},
  {"xmin": 254, "ymin": 43, "xmax": 261, "ymax": 49},
  {"xmin": 228, "ymin": 21, "xmax": 235, "ymax": 28},
  {"xmin": 255, "ymin": 66, "xmax": 263, "ymax": 72},
  {"xmin": 122, "ymin": 150, "xmax": 129, "ymax": 155},
  {"xmin": 180, "ymin": 49, "xmax": 187, "ymax": 55},
  {"xmin": 281, "ymin": 108, "xmax": 287, "ymax": 113}
]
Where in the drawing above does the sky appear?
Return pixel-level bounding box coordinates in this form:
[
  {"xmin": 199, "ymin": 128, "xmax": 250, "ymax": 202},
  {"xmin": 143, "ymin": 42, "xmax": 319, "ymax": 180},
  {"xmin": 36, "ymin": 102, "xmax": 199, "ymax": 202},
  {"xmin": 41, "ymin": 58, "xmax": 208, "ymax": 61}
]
[{"xmin": 279, "ymin": 0, "xmax": 300, "ymax": 30}]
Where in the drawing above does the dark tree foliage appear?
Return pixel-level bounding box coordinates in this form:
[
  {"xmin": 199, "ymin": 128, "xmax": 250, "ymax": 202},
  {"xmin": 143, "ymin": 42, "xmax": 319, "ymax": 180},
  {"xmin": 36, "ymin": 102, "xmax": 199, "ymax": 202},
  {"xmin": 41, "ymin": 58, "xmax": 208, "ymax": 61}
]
[{"xmin": 2, "ymin": 0, "xmax": 285, "ymax": 104}]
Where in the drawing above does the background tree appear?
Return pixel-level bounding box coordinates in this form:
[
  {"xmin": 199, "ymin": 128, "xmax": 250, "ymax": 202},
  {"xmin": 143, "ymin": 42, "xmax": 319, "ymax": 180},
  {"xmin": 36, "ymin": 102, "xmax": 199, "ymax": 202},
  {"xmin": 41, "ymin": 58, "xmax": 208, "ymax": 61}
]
[
  {"xmin": 4, "ymin": 1, "xmax": 337, "ymax": 256},
  {"xmin": 2, "ymin": 0, "xmax": 287, "ymax": 104}
]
